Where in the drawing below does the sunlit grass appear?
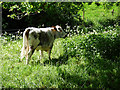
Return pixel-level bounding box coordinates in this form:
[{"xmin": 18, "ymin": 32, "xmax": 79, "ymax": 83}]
[
  {"xmin": 1, "ymin": 4, "xmax": 120, "ymax": 88},
  {"xmin": 1, "ymin": 27, "xmax": 120, "ymax": 88},
  {"xmin": 78, "ymin": 3, "xmax": 119, "ymax": 27}
]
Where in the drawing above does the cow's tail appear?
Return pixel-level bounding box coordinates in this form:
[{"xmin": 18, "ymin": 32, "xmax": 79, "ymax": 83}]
[{"xmin": 20, "ymin": 28, "xmax": 30, "ymax": 61}]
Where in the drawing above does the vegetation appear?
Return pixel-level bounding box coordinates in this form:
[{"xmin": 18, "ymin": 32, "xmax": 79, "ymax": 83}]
[
  {"xmin": 1, "ymin": 25, "xmax": 120, "ymax": 88},
  {"xmin": 1, "ymin": 2, "xmax": 120, "ymax": 89},
  {"xmin": 2, "ymin": 2, "xmax": 82, "ymax": 29},
  {"xmin": 2, "ymin": 2, "xmax": 120, "ymax": 30}
]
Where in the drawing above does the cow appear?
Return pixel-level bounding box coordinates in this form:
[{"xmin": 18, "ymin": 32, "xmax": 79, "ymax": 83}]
[{"xmin": 20, "ymin": 25, "xmax": 66, "ymax": 64}]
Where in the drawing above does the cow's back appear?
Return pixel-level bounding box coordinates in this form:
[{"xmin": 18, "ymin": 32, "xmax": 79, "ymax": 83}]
[{"xmin": 28, "ymin": 28, "xmax": 54, "ymax": 51}]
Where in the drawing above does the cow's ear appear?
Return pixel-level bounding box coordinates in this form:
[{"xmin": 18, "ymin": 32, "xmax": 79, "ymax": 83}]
[{"xmin": 52, "ymin": 26, "xmax": 57, "ymax": 31}]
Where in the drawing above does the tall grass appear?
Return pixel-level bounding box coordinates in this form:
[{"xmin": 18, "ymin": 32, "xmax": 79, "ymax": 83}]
[{"xmin": 1, "ymin": 26, "xmax": 120, "ymax": 88}]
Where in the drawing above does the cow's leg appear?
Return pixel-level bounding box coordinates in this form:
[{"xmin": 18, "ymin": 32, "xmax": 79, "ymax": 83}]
[
  {"xmin": 48, "ymin": 45, "xmax": 53, "ymax": 60},
  {"xmin": 48, "ymin": 49, "xmax": 52, "ymax": 60},
  {"xmin": 39, "ymin": 50, "xmax": 43, "ymax": 60},
  {"xmin": 26, "ymin": 46, "xmax": 35, "ymax": 65},
  {"xmin": 25, "ymin": 45, "xmax": 29, "ymax": 61}
]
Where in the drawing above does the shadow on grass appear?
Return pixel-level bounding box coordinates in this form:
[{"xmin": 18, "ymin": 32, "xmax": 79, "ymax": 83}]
[
  {"xmin": 94, "ymin": 35, "xmax": 120, "ymax": 61},
  {"xmin": 49, "ymin": 33, "xmax": 120, "ymax": 88},
  {"xmin": 43, "ymin": 54, "xmax": 69, "ymax": 66},
  {"xmin": 80, "ymin": 34, "xmax": 120, "ymax": 88},
  {"xmin": 31, "ymin": 33, "xmax": 120, "ymax": 88}
]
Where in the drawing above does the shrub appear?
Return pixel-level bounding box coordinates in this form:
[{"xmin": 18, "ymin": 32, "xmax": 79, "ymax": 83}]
[
  {"xmin": 84, "ymin": 20, "xmax": 94, "ymax": 27},
  {"xmin": 62, "ymin": 29, "xmax": 120, "ymax": 61},
  {"xmin": 60, "ymin": 29, "xmax": 120, "ymax": 88},
  {"xmin": 116, "ymin": 16, "xmax": 120, "ymax": 26},
  {"xmin": 99, "ymin": 18, "xmax": 117, "ymax": 27}
]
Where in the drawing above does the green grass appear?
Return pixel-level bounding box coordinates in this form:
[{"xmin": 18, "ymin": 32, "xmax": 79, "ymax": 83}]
[
  {"xmin": 78, "ymin": 3, "xmax": 119, "ymax": 27},
  {"xmin": 1, "ymin": 4, "xmax": 120, "ymax": 88},
  {"xmin": 67, "ymin": 4, "xmax": 120, "ymax": 37},
  {"xmin": 0, "ymin": 36, "xmax": 68, "ymax": 88},
  {"xmin": 1, "ymin": 27, "xmax": 120, "ymax": 88}
]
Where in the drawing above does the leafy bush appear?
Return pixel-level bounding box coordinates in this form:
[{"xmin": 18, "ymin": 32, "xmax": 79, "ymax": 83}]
[
  {"xmin": 61, "ymin": 29, "xmax": 120, "ymax": 88},
  {"xmin": 84, "ymin": 20, "xmax": 94, "ymax": 27},
  {"xmin": 2, "ymin": 2, "xmax": 82, "ymax": 30},
  {"xmin": 116, "ymin": 16, "xmax": 120, "ymax": 26},
  {"xmin": 62, "ymin": 29, "xmax": 120, "ymax": 61},
  {"xmin": 99, "ymin": 18, "xmax": 117, "ymax": 27}
]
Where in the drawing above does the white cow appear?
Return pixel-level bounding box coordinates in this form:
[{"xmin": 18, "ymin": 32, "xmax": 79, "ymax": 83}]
[{"xmin": 20, "ymin": 25, "xmax": 66, "ymax": 64}]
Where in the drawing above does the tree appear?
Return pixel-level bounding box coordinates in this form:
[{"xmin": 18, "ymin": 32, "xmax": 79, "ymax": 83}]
[{"xmin": 2, "ymin": 2, "xmax": 83, "ymax": 29}]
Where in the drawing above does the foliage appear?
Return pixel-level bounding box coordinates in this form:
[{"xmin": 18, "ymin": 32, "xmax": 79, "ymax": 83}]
[
  {"xmin": 2, "ymin": 2, "xmax": 83, "ymax": 29},
  {"xmin": 2, "ymin": 2, "xmax": 120, "ymax": 31},
  {"xmin": 61, "ymin": 27, "xmax": 120, "ymax": 88},
  {"xmin": 1, "ymin": 2, "xmax": 120, "ymax": 88},
  {"xmin": 99, "ymin": 18, "xmax": 117, "ymax": 27},
  {"xmin": 0, "ymin": 26, "xmax": 120, "ymax": 88},
  {"xmin": 62, "ymin": 27, "xmax": 120, "ymax": 61},
  {"xmin": 79, "ymin": 2, "xmax": 119, "ymax": 27}
]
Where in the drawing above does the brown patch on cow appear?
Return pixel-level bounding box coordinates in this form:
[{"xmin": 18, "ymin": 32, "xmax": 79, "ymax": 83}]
[
  {"xmin": 52, "ymin": 26, "xmax": 57, "ymax": 31},
  {"xmin": 25, "ymin": 29, "xmax": 30, "ymax": 40},
  {"xmin": 25, "ymin": 29, "xmax": 30, "ymax": 54},
  {"xmin": 51, "ymin": 29, "xmax": 57, "ymax": 32}
]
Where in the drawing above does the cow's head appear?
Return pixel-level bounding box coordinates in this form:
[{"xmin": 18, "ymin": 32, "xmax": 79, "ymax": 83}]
[{"xmin": 52, "ymin": 25, "xmax": 67, "ymax": 39}]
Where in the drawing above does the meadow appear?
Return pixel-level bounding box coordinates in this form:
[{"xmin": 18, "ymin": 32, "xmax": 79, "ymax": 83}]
[
  {"xmin": 1, "ymin": 3, "xmax": 120, "ymax": 88},
  {"xmin": 1, "ymin": 25, "xmax": 120, "ymax": 88}
]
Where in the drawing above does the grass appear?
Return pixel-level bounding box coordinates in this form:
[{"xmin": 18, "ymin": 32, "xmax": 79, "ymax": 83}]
[
  {"xmin": 0, "ymin": 36, "xmax": 67, "ymax": 88},
  {"xmin": 1, "ymin": 3, "xmax": 120, "ymax": 88},
  {"xmin": 78, "ymin": 2, "xmax": 119, "ymax": 27},
  {"xmin": 67, "ymin": 3, "xmax": 120, "ymax": 36},
  {"xmin": 0, "ymin": 27, "xmax": 120, "ymax": 88}
]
